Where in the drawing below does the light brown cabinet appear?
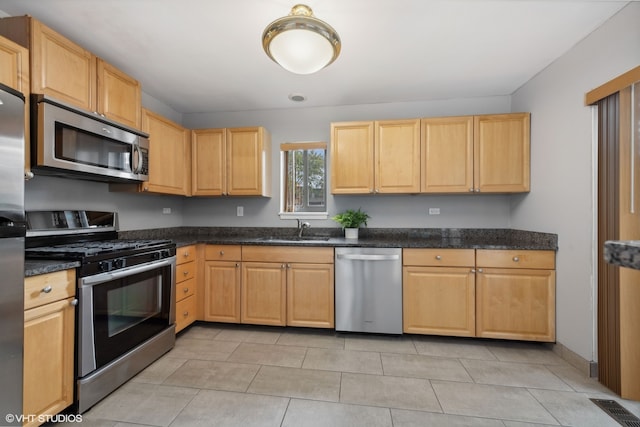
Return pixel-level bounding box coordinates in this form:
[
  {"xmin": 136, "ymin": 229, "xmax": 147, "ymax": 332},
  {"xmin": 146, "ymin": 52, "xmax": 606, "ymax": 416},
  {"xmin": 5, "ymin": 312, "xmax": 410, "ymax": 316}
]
[
  {"xmin": 330, "ymin": 119, "xmax": 420, "ymax": 194},
  {"xmin": 421, "ymin": 113, "xmax": 530, "ymax": 193},
  {"xmin": 475, "ymin": 249, "xmax": 555, "ymax": 342},
  {"xmin": 203, "ymin": 245, "xmax": 242, "ymax": 323},
  {"xmin": 23, "ymin": 270, "xmax": 76, "ymax": 427},
  {"xmin": 241, "ymin": 246, "xmax": 334, "ymax": 328},
  {"xmin": 175, "ymin": 245, "xmax": 197, "ymax": 332},
  {"xmin": 403, "ymin": 249, "xmax": 476, "ymax": 337},
  {"xmin": 192, "ymin": 127, "xmax": 272, "ymax": 197},
  {"xmin": 0, "ymin": 16, "xmax": 141, "ymax": 129},
  {"xmin": 141, "ymin": 109, "xmax": 191, "ymax": 196},
  {"xmin": 0, "ymin": 33, "xmax": 28, "ymax": 94}
]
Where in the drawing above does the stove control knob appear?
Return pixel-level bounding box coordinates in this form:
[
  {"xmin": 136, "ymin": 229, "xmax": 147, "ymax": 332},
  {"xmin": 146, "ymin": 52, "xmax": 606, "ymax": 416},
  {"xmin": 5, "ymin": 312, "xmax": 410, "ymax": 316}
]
[
  {"xmin": 99, "ymin": 261, "xmax": 112, "ymax": 272},
  {"xmin": 113, "ymin": 258, "xmax": 125, "ymax": 269}
]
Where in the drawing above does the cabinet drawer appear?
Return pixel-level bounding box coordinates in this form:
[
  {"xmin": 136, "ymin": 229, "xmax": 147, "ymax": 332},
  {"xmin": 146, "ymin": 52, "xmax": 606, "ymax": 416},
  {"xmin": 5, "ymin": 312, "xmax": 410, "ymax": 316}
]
[
  {"xmin": 24, "ymin": 269, "xmax": 75, "ymax": 310},
  {"xmin": 176, "ymin": 245, "xmax": 197, "ymax": 264},
  {"xmin": 242, "ymin": 246, "xmax": 334, "ymax": 263},
  {"xmin": 205, "ymin": 244, "xmax": 242, "ymax": 261},
  {"xmin": 403, "ymin": 249, "xmax": 474, "ymax": 267},
  {"xmin": 476, "ymin": 250, "xmax": 555, "ymax": 269},
  {"xmin": 176, "ymin": 261, "xmax": 196, "ymax": 283},
  {"xmin": 176, "ymin": 277, "xmax": 195, "ymax": 302},
  {"xmin": 175, "ymin": 294, "xmax": 197, "ymax": 333}
]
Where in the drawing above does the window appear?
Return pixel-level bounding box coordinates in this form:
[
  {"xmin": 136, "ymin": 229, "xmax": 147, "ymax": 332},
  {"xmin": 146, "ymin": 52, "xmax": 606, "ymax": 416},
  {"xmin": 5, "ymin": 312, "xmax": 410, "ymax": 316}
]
[{"xmin": 281, "ymin": 142, "xmax": 327, "ymax": 215}]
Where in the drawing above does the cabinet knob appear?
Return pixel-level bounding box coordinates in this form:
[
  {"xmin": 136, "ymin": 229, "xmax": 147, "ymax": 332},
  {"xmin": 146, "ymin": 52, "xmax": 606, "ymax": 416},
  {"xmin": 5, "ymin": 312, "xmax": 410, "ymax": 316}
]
[
  {"xmin": 478, "ymin": 268, "xmax": 483, "ymax": 273},
  {"xmin": 435, "ymin": 255, "xmax": 442, "ymax": 260},
  {"xmin": 70, "ymin": 299, "xmax": 79, "ymax": 306},
  {"xmin": 235, "ymin": 263, "xmax": 240, "ymax": 268},
  {"xmin": 41, "ymin": 286, "xmax": 52, "ymax": 294},
  {"xmin": 469, "ymin": 188, "xmax": 474, "ymax": 192},
  {"xmin": 24, "ymin": 170, "xmax": 34, "ymax": 180},
  {"xmin": 183, "ymin": 311, "xmax": 189, "ymax": 317},
  {"xmin": 471, "ymin": 269, "xmax": 476, "ymax": 273},
  {"xmin": 183, "ymin": 287, "xmax": 189, "ymax": 293},
  {"xmin": 183, "ymin": 251, "xmax": 189, "ymax": 257},
  {"xmin": 281, "ymin": 264, "xmax": 286, "ymax": 269},
  {"xmin": 220, "ymin": 250, "xmax": 224, "ymax": 256},
  {"xmin": 513, "ymin": 256, "xmax": 520, "ymax": 262},
  {"xmin": 475, "ymin": 188, "xmax": 480, "ymax": 192}
]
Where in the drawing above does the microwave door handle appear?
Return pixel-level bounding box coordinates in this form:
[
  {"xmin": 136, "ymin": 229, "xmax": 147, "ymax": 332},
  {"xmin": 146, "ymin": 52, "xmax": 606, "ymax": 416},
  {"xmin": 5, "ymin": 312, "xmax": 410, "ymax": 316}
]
[
  {"xmin": 132, "ymin": 144, "xmax": 144, "ymax": 174},
  {"xmin": 80, "ymin": 258, "xmax": 175, "ymax": 287}
]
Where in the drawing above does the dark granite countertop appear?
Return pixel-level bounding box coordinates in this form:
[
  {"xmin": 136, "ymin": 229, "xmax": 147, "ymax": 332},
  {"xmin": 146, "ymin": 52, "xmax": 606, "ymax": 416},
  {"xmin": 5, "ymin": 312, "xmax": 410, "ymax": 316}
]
[
  {"xmin": 604, "ymin": 240, "xmax": 640, "ymax": 270},
  {"xmin": 25, "ymin": 227, "xmax": 558, "ymax": 277},
  {"xmin": 25, "ymin": 260, "xmax": 81, "ymax": 277}
]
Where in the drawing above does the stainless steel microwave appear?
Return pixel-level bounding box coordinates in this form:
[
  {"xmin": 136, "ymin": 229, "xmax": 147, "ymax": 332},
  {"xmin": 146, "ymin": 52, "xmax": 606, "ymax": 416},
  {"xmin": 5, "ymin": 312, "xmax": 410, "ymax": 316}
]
[{"xmin": 33, "ymin": 95, "xmax": 149, "ymax": 183}]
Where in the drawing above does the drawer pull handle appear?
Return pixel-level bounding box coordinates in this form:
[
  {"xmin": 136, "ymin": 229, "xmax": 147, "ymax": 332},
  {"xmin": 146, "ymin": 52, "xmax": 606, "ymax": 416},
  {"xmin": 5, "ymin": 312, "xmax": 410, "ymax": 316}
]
[
  {"xmin": 183, "ymin": 252, "xmax": 189, "ymax": 257},
  {"xmin": 220, "ymin": 250, "xmax": 224, "ymax": 256},
  {"xmin": 183, "ymin": 311, "xmax": 189, "ymax": 317},
  {"xmin": 478, "ymin": 268, "xmax": 483, "ymax": 273},
  {"xmin": 183, "ymin": 271, "xmax": 189, "ymax": 276},
  {"xmin": 42, "ymin": 286, "xmax": 52, "ymax": 293},
  {"xmin": 435, "ymin": 255, "xmax": 442, "ymax": 260},
  {"xmin": 471, "ymin": 269, "xmax": 476, "ymax": 273},
  {"xmin": 70, "ymin": 299, "xmax": 78, "ymax": 306},
  {"xmin": 236, "ymin": 263, "xmax": 240, "ymax": 268},
  {"xmin": 513, "ymin": 256, "xmax": 520, "ymax": 262},
  {"xmin": 183, "ymin": 287, "xmax": 189, "ymax": 293}
]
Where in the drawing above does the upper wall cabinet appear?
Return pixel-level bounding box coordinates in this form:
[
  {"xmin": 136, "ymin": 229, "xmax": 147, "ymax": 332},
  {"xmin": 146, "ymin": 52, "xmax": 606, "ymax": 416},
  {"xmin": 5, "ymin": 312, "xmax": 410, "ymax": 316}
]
[
  {"xmin": 141, "ymin": 108, "xmax": 191, "ymax": 196},
  {"xmin": 0, "ymin": 16, "xmax": 142, "ymax": 130},
  {"xmin": 330, "ymin": 119, "xmax": 421, "ymax": 194},
  {"xmin": 0, "ymin": 34, "xmax": 28, "ymax": 95},
  {"xmin": 192, "ymin": 127, "xmax": 272, "ymax": 197},
  {"xmin": 419, "ymin": 113, "xmax": 531, "ymax": 194}
]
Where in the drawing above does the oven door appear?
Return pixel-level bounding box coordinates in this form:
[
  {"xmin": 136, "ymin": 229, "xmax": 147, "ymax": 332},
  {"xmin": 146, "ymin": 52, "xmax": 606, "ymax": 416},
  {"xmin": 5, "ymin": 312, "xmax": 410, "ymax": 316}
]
[{"xmin": 77, "ymin": 257, "xmax": 175, "ymax": 377}]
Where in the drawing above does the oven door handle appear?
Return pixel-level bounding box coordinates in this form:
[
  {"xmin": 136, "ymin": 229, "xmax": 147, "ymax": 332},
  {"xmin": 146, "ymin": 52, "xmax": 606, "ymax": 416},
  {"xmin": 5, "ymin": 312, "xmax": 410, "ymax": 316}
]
[{"xmin": 80, "ymin": 258, "xmax": 175, "ymax": 287}]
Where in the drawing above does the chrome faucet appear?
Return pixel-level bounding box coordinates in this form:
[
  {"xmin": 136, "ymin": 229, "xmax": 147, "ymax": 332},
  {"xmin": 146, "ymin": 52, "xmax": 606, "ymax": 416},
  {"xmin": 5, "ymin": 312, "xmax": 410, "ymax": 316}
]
[{"xmin": 297, "ymin": 219, "xmax": 311, "ymax": 237}]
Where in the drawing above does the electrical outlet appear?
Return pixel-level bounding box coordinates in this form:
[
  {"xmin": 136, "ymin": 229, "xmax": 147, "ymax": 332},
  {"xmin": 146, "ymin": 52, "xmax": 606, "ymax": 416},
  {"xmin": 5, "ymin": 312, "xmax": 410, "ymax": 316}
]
[
  {"xmin": 162, "ymin": 208, "xmax": 172, "ymax": 214},
  {"xmin": 237, "ymin": 206, "xmax": 244, "ymax": 217},
  {"xmin": 428, "ymin": 208, "xmax": 440, "ymax": 215}
]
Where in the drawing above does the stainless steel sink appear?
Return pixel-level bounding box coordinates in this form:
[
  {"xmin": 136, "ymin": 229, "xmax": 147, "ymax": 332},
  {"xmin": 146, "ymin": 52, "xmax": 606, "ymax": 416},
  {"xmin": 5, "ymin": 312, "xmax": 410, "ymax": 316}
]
[{"xmin": 256, "ymin": 236, "xmax": 331, "ymax": 242}]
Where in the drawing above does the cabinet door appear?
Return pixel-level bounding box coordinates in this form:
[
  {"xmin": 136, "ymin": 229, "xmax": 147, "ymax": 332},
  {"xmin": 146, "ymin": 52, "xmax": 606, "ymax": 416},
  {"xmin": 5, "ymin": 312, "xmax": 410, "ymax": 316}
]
[
  {"xmin": 474, "ymin": 113, "xmax": 530, "ymax": 193},
  {"xmin": 204, "ymin": 261, "xmax": 241, "ymax": 323},
  {"xmin": 421, "ymin": 116, "xmax": 474, "ymax": 193},
  {"xmin": 31, "ymin": 18, "xmax": 96, "ymax": 111},
  {"xmin": 375, "ymin": 119, "xmax": 421, "ymax": 193},
  {"xmin": 0, "ymin": 34, "xmax": 28, "ymax": 94},
  {"xmin": 476, "ymin": 267, "xmax": 555, "ymax": 342},
  {"xmin": 96, "ymin": 59, "xmax": 141, "ymax": 129},
  {"xmin": 330, "ymin": 121, "xmax": 374, "ymax": 194},
  {"xmin": 24, "ymin": 297, "xmax": 75, "ymax": 426},
  {"xmin": 287, "ymin": 263, "xmax": 334, "ymax": 328},
  {"xmin": 226, "ymin": 127, "xmax": 270, "ymax": 196},
  {"xmin": 141, "ymin": 109, "xmax": 191, "ymax": 195},
  {"xmin": 403, "ymin": 266, "xmax": 475, "ymax": 337},
  {"xmin": 192, "ymin": 129, "xmax": 226, "ymax": 196},
  {"xmin": 241, "ymin": 262, "xmax": 286, "ymax": 326}
]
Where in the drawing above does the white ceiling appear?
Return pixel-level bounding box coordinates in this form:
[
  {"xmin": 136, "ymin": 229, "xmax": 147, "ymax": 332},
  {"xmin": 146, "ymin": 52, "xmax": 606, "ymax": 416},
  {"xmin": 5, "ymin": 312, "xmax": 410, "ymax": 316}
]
[{"xmin": 0, "ymin": 0, "xmax": 631, "ymax": 114}]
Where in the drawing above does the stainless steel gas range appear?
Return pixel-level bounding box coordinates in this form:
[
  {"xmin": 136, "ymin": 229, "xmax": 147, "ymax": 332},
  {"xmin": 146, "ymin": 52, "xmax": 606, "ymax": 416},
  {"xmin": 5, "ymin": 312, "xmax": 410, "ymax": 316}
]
[{"xmin": 26, "ymin": 210, "xmax": 176, "ymax": 413}]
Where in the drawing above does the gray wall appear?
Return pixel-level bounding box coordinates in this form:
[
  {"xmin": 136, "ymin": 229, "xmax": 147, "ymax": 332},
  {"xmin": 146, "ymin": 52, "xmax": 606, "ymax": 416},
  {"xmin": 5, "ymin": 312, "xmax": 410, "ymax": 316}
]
[{"xmin": 510, "ymin": 2, "xmax": 640, "ymax": 361}]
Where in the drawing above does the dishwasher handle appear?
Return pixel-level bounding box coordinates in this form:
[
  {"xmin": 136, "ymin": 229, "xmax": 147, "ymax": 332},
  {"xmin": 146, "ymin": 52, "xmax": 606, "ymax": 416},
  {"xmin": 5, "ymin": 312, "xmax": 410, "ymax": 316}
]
[{"xmin": 336, "ymin": 253, "xmax": 400, "ymax": 261}]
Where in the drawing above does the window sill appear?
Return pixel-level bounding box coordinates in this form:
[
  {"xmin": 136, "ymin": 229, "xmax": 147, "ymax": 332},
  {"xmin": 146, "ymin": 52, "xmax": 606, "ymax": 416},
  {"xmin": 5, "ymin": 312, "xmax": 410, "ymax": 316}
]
[{"xmin": 279, "ymin": 212, "xmax": 329, "ymax": 221}]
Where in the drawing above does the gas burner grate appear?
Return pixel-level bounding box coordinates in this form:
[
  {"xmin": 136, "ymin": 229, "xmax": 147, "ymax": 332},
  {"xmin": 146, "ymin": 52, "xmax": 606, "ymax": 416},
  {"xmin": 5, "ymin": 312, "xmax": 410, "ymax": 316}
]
[{"xmin": 591, "ymin": 399, "xmax": 640, "ymax": 427}]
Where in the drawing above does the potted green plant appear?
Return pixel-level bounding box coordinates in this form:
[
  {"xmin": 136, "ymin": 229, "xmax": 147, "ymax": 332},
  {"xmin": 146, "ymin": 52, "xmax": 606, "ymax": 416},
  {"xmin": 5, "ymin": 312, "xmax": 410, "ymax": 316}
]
[{"xmin": 331, "ymin": 208, "xmax": 370, "ymax": 239}]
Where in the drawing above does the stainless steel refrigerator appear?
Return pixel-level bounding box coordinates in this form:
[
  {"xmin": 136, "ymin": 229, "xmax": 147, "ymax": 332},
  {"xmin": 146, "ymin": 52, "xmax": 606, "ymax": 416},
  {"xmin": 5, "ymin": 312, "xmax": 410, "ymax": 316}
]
[{"xmin": 0, "ymin": 83, "xmax": 26, "ymax": 425}]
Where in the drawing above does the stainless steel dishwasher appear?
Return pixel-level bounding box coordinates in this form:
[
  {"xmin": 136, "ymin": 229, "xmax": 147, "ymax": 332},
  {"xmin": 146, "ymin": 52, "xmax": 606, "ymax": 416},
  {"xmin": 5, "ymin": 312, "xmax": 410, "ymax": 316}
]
[{"xmin": 335, "ymin": 247, "xmax": 403, "ymax": 334}]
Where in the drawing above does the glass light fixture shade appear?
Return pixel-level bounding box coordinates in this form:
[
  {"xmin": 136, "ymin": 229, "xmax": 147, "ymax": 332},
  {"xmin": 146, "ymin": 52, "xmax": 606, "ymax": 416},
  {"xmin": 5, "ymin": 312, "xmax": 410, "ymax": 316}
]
[{"xmin": 262, "ymin": 4, "xmax": 341, "ymax": 75}]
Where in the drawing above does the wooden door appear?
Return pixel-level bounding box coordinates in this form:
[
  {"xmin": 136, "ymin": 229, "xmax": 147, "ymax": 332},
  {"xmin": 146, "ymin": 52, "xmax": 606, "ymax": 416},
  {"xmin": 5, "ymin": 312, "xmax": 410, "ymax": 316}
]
[
  {"xmin": 241, "ymin": 262, "xmax": 286, "ymax": 326},
  {"xmin": 474, "ymin": 113, "xmax": 530, "ymax": 193},
  {"xmin": 96, "ymin": 58, "xmax": 141, "ymax": 129},
  {"xmin": 375, "ymin": 119, "xmax": 421, "ymax": 193},
  {"xmin": 330, "ymin": 121, "xmax": 374, "ymax": 194},
  {"xmin": 30, "ymin": 18, "xmax": 96, "ymax": 111},
  {"xmin": 476, "ymin": 267, "xmax": 555, "ymax": 341},
  {"xmin": 226, "ymin": 127, "xmax": 269, "ymax": 196},
  {"xmin": 204, "ymin": 261, "xmax": 241, "ymax": 323},
  {"xmin": 23, "ymin": 298, "xmax": 75, "ymax": 427},
  {"xmin": 421, "ymin": 116, "xmax": 474, "ymax": 193},
  {"xmin": 287, "ymin": 263, "xmax": 334, "ymax": 328},
  {"xmin": 141, "ymin": 108, "xmax": 191, "ymax": 195},
  {"xmin": 403, "ymin": 266, "xmax": 475, "ymax": 336},
  {"xmin": 192, "ymin": 129, "xmax": 226, "ymax": 196}
]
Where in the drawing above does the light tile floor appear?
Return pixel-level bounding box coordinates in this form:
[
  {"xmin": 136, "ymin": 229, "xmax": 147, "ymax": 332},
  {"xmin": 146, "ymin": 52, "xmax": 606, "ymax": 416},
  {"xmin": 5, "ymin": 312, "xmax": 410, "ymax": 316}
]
[{"xmin": 57, "ymin": 323, "xmax": 640, "ymax": 427}]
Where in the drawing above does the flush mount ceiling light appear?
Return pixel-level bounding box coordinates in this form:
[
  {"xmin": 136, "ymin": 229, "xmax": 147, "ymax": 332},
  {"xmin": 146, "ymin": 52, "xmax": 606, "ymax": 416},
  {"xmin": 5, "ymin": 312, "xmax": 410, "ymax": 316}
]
[{"xmin": 262, "ymin": 4, "xmax": 341, "ymax": 75}]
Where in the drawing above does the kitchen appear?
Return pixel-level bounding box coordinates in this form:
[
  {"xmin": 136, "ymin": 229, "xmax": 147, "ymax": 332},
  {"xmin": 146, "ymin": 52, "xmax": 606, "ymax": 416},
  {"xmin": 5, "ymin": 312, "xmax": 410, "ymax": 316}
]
[{"xmin": 0, "ymin": 1, "xmax": 639, "ymax": 426}]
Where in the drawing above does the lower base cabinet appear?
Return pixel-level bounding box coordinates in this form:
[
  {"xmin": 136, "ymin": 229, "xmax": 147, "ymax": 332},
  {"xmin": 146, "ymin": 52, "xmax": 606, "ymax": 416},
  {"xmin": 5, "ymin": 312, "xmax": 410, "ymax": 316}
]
[
  {"xmin": 175, "ymin": 245, "xmax": 197, "ymax": 333},
  {"xmin": 23, "ymin": 270, "xmax": 76, "ymax": 427},
  {"xmin": 203, "ymin": 245, "xmax": 242, "ymax": 323}
]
